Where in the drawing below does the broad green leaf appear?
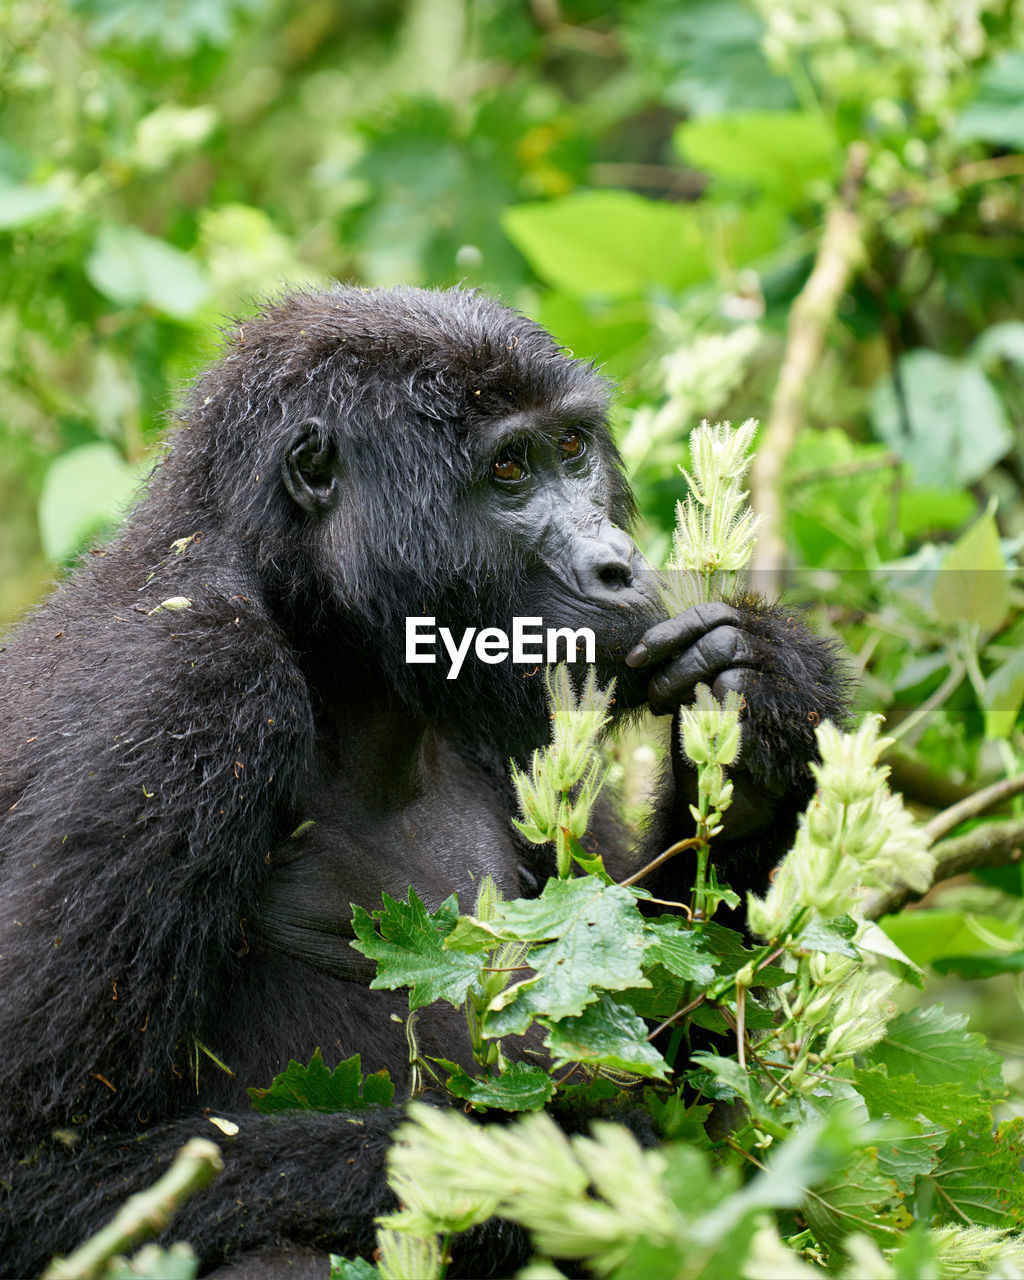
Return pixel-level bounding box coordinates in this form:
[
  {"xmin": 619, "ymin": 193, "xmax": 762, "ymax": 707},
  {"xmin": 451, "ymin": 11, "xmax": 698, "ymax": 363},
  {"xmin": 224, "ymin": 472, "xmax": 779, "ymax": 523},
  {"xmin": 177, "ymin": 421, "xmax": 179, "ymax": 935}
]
[
  {"xmin": 38, "ymin": 442, "xmax": 148, "ymax": 562},
  {"xmin": 857, "ymin": 921, "xmax": 924, "ymax": 987},
  {"xmin": 247, "ymin": 1047, "xmax": 394, "ymax": 1115},
  {"xmin": 543, "ymin": 992, "xmax": 670, "ymax": 1079},
  {"xmin": 863, "ymin": 1006, "xmax": 1004, "ymax": 1095},
  {"xmin": 802, "ymin": 1149, "xmax": 909, "ymax": 1249},
  {"xmin": 871, "ymin": 351, "xmax": 1012, "ymax": 488},
  {"xmin": 954, "ymin": 51, "xmax": 1024, "ymax": 148},
  {"xmin": 971, "ymin": 320, "xmax": 1024, "ymax": 370},
  {"xmin": 984, "ymin": 647, "xmax": 1024, "ymax": 739},
  {"xmin": 502, "ymin": 191, "xmax": 708, "ymax": 297},
  {"xmin": 798, "ymin": 915, "xmax": 860, "ymax": 958},
  {"xmin": 933, "ymin": 949, "xmax": 1024, "ymax": 979},
  {"xmin": 0, "ymin": 182, "xmax": 64, "ymax": 229},
  {"xmin": 933, "ymin": 509, "xmax": 1009, "ymax": 632},
  {"xmin": 875, "ymin": 1122, "xmax": 946, "ymax": 1193},
  {"xmin": 675, "ymin": 110, "xmax": 838, "ymax": 200},
  {"xmin": 925, "ymin": 1118, "xmax": 1024, "ymax": 1229},
  {"xmin": 86, "ymin": 223, "xmax": 211, "ymax": 319},
  {"xmin": 854, "ymin": 1066, "xmax": 991, "ymax": 1135},
  {"xmin": 880, "ymin": 909, "xmax": 1021, "ymax": 969},
  {"xmin": 643, "ymin": 1090, "xmax": 713, "ymax": 1144},
  {"xmin": 643, "ymin": 917, "xmax": 718, "ymax": 983},
  {"xmin": 442, "ymin": 1060, "xmax": 554, "ymax": 1112},
  {"xmin": 350, "ymin": 890, "xmax": 484, "ymax": 1010}
]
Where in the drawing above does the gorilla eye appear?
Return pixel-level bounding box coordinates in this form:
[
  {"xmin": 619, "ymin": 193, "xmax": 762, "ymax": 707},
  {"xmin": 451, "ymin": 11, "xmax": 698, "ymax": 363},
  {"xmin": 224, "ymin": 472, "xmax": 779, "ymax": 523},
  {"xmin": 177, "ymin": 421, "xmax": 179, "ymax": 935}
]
[
  {"xmin": 493, "ymin": 449, "xmax": 527, "ymax": 483},
  {"xmin": 559, "ymin": 431, "xmax": 585, "ymax": 461}
]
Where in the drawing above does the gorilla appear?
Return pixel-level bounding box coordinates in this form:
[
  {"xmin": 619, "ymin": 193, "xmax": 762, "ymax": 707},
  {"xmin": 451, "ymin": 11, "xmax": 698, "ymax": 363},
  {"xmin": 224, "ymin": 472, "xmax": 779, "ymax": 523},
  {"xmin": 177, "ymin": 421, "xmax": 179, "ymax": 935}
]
[{"xmin": 0, "ymin": 286, "xmax": 846, "ymax": 1276}]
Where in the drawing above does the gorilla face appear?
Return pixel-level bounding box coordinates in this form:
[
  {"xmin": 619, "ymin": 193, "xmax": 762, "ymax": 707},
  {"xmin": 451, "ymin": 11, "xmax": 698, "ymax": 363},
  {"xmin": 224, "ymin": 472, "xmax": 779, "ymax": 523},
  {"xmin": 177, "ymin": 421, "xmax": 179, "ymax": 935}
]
[{"xmin": 277, "ymin": 311, "xmax": 666, "ymax": 737}]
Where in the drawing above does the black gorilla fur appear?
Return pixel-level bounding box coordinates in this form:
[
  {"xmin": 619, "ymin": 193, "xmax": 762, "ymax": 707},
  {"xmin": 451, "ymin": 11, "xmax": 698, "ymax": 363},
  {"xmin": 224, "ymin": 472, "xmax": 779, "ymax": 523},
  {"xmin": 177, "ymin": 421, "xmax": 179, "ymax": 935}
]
[{"xmin": 0, "ymin": 286, "xmax": 848, "ymax": 1277}]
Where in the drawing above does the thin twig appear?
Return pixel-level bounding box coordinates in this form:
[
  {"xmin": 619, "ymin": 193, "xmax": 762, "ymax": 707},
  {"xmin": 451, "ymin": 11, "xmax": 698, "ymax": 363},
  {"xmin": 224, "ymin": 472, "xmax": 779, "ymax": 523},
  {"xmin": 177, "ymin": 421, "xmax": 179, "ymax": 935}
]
[
  {"xmin": 647, "ymin": 994, "xmax": 707, "ymax": 1042},
  {"xmin": 923, "ymin": 775, "xmax": 1024, "ymax": 844},
  {"xmin": 619, "ymin": 836, "xmax": 701, "ymax": 888}
]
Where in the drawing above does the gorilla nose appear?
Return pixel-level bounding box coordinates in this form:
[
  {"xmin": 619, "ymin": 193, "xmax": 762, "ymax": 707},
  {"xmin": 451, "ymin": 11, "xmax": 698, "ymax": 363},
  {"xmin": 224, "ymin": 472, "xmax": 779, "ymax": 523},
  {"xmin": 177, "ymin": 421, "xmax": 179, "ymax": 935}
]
[{"xmin": 577, "ymin": 523, "xmax": 638, "ymax": 598}]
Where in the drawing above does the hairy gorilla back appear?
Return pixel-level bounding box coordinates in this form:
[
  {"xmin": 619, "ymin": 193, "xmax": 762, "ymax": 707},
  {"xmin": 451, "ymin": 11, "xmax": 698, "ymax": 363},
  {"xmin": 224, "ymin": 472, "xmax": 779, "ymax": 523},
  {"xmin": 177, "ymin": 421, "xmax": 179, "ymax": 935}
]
[{"xmin": 0, "ymin": 285, "xmax": 846, "ymax": 1276}]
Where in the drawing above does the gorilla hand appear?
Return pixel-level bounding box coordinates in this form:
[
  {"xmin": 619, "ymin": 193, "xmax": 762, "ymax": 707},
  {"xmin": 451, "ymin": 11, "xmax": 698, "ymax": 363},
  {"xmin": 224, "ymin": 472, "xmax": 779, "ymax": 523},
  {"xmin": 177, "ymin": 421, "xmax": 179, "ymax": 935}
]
[{"xmin": 626, "ymin": 600, "xmax": 848, "ymax": 841}]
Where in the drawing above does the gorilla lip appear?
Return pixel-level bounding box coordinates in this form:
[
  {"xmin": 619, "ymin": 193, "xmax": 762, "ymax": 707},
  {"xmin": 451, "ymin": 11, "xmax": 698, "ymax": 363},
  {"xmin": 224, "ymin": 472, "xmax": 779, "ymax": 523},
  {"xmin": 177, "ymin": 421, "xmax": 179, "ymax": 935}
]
[{"xmin": 406, "ymin": 616, "xmax": 596, "ymax": 679}]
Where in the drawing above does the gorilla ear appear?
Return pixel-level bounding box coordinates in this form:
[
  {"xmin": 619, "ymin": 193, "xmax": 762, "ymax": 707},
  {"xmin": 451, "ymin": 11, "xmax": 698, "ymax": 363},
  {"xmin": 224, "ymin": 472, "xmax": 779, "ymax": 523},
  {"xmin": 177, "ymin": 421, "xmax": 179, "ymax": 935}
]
[{"xmin": 282, "ymin": 421, "xmax": 340, "ymax": 513}]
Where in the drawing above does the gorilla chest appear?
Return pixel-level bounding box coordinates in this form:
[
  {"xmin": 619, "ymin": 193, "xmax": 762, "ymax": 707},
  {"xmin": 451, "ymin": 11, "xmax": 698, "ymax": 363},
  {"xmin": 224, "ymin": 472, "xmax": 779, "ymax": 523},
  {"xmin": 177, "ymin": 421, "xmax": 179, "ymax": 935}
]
[{"xmin": 256, "ymin": 737, "xmax": 526, "ymax": 975}]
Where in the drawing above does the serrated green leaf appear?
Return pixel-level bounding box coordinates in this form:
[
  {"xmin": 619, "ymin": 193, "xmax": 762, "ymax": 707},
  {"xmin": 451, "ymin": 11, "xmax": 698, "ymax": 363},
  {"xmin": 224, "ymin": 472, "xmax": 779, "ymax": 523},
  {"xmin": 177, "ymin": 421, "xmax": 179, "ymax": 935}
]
[
  {"xmin": 247, "ymin": 1048, "xmax": 394, "ymax": 1115},
  {"xmin": 854, "ymin": 1066, "xmax": 991, "ymax": 1134},
  {"xmin": 442, "ymin": 1060, "xmax": 554, "ymax": 1112},
  {"xmin": 875, "ymin": 1124, "xmax": 946, "ymax": 1193},
  {"xmin": 801, "ymin": 1148, "xmax": 909, "ymax": 1249},
  {"xmin": 479, "ymin": 878, "xmax": 649, "ymax": 1027},
  {"xmin": 863, "ymin": 1006, "xmax": 1004, "ymax": 1095},
  {"xmin": 925, "ymin": 1118, "xmax": 1024, "ymax": 1229},
  {"xmin": 643, "ymin": 917, "xmax": 718, "ymax": 983},
  {"xmin": 933, "ymin": 509, "xmax": 1009, "ymax": 632},
  {"xmin": 544, "ymin": 993, "xmax": 670, "ymax": 1079},
  {"xmin": 350, "ymin": 890, "xmax": 484, "ymax": 1010}
]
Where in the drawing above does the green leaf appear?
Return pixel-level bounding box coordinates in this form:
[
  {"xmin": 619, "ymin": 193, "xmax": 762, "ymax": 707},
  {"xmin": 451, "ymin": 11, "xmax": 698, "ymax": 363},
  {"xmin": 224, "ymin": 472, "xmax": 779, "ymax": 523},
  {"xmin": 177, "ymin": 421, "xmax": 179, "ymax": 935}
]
[
  {"xmin": 863, "ymin": 1006, "xmax": 1004, "ymax": 1096},
  {"xmin": 38, "ymin": 442, "xmax": 148, "ymax": 562},
  {"xmin": 933, "ymin": 509, "xmax": 1009, "ymax": 633},
  {"xmin": 688, "ymin": 1052, "xmax": 752, "ymax": 1106},
  {"xmin": 932, "ymin": 949, "xmax": 1024, "ymax": 979},
  {"xmin": 330, "ymin": 1258, "xmax": 379, "ymax": 1280},
  {"xmin": 871, "ymin": 351, "xmax": 1012, "ymax": 488},
  {"xmin": 875, "ymin": 1123, "xmax": 946, "ymax": 1194},
  {"xmin": 0, "ymin": 182, "xmax": 64, "ymax": 229},
  {"xmin": 925, "ymin": 1118, "xmax": 1024, "ymax": 1229},
  {"xmin": 954, "ymin": 51, "xmax": 1024, "ymax": 148},
  {"xmin": 854, "ymin": 1066, "xmax": 991, "ymax": 1134},
  {"xmin": 477, "ymin": 878, "xmax": 649, "ymax": 1028},
  {"xmin": 351, "ymin": 890, "xmax": 484, "ymax": 1010},
  {"xmin": 502, "ymin": 191, "xmax": 708, "ymax": 297},
  {"xmin": 544, "ymin": 992, "xmax": 670, "ymax": 1079},
  {"xmin": 442, "ymin": 1060, "xmax": 554, "ymax": 1112},
  {"xmin": 801, "ymin": 1149, "xmax": 908, "ymax": 1249},
  {"xmin": 86, "ymin": 224, "xmax": 211, "ymax": 319},
  {"xmin": 675, "ymin": 110, "xmax": 838, "ymax": 201},
  {"xmin": 798, "ymin": 915, "xmax": 860, "ymax": 958},
  {"xmin": 879, "ymin": 909, "xmax": 1021, "ymax": 969},
  {"xmin": 247, "ymin": 1048, "xmax": 394, "ymax": 1115},
  {"xmin": 643, "ymin": 917, "xmax": 718, "ymax": 983},
  {"xmin": 971, "ymin": 320, "xmax": 1024, "ymax": 370},
  {"xmin": 984, "ymin": 648, "xmax": 1024, "ymax": 739}
]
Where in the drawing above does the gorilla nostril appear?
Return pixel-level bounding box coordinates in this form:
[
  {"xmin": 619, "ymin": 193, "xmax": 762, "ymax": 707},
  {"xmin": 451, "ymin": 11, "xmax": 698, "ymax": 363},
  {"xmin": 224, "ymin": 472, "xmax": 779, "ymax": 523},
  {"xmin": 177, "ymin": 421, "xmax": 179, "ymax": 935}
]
[{"xmin": 597, "ymin": 561, "xmax": 632, "ymax": 590}]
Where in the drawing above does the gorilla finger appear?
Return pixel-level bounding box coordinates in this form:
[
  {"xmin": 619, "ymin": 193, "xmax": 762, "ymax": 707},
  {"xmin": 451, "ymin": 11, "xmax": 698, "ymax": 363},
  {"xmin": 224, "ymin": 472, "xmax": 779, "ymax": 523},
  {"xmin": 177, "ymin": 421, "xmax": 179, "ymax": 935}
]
[
  {"xmin": 711, "ymin": 665, "xmax": 755, "ymax": 704},
  {"xmin": 625, "ymin": 602, "xmax": 742, "ymax": 668},
  {"xmin": 646, "ymin": 629, "xmax": 755, "ymax": 712}
]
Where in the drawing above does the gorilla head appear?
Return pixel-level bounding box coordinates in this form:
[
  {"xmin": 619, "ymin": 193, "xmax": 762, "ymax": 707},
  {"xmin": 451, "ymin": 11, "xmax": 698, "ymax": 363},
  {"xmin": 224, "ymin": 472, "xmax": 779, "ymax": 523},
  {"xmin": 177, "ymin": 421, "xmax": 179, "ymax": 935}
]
[{"xmin": 168, "ymin": 285, "xmax": 665, "ymax": 749}]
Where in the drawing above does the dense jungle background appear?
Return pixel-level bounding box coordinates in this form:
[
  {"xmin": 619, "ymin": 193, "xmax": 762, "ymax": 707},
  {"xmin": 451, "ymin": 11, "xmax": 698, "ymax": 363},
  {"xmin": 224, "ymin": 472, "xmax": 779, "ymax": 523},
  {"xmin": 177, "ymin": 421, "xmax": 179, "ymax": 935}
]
[{"xmin": 3, "ymin": 1, "xmax": 1024, "ymax": 1276}]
